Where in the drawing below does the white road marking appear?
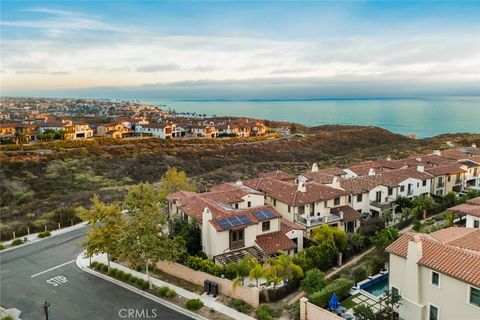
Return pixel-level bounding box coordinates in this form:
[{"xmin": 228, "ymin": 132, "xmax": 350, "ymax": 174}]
[
  {"xmin": 54, "ymin": 233, "xmax": 83, "ymax": 245},
  {"xmin": 30, "ymin": 260, "xmax": 76, "ymax": 278}
]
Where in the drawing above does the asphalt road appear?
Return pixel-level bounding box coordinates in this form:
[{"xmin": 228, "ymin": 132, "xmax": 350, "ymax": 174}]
[{"xmin": 0, "ymin": 227, "xmax": 193, "ymax": 320}]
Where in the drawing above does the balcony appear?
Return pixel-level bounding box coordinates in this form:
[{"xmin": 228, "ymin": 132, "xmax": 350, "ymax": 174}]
[
  {"xmin": 295, "ymin": 214, "xmax": 342, "ymax": 227},
  {"xmin": 437, "ymin": 182, "xmax": 445, "ymax": 188}
]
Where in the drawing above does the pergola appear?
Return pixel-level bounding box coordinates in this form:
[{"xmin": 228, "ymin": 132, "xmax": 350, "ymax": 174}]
[{"xmin": 214, "ymin": 246, "xmax": 269, "ymax": 265}]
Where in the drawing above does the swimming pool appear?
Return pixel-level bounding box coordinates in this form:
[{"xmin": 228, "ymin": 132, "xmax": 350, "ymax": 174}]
[{"xmin": 359, "ymin": 273, "xmax": 389, "ymax": 298}]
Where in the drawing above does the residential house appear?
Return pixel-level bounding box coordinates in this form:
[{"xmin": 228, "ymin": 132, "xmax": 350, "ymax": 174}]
[
  {"xmin": 135, "ymin": 123, "xmax": 179, "ymax": 139},
  {"xmin": 386, "ymin": 228, "xmax": 480, "ymax": 320},
  {"xmin": 425, "ymin": 164, "xmax": 467, "ymax": 196},
  {"xmin": 191, "ymin": 124, "xmax": 219, "ymax": 138},
  {"xmin": 38, "ymin": 120, "xmax": 93, "ymax": 140},
  {"xmin": 448, "ymin": 197, "xmax": 480, "ymax": 228},
  {"xmin": 96, "ymin": 122, "xmax": 133, "ymax": 138}
]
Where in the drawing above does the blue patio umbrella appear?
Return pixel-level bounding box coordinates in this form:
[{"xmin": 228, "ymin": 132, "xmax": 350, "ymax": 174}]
[{"xmin": 329, "ymin": 292, "xmax": 340, "ymax": 310}]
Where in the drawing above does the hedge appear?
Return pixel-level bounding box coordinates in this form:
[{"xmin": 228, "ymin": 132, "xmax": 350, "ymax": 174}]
[
  {"xmin": 157, "ymin": 286, "xmax": 176, "ymax": 298},
  {"xmin": 11, "ymin": 239, "xmax": 23, "ymax": 246},
  {"xmin": 309, "ymin": 278, "xmax": 354, "ymax": 308},
  {"xmin": 38, "ymin": 231, "xmax": 52, "ymax": 238},
  {"xmin": 185, "ymin": 256, "xmax": 225, "ymax": 277}
]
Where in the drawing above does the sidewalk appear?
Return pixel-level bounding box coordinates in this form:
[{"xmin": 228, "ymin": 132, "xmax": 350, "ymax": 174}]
[
  {"xmin": 76, "ymin": 251, "xmax": 255, "ymax": 320},
  {"xmin": 1, "ymin": 222, "xmax": 87, "ymax": 252}
]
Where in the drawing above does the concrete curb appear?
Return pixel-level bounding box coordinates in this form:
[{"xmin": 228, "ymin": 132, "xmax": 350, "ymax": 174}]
[
  {"xmin": 75, "ymin": 251, "xmax": 209, "ymax": 320},
  {"xmin": 1, "ymin": 222, "xmax": 87, "ymax": 253}
]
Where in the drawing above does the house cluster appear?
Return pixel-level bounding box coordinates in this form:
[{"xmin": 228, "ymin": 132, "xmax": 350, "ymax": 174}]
[{"xmin": 167, "ymin": 145, "xmax": 480, "ymax": 266}]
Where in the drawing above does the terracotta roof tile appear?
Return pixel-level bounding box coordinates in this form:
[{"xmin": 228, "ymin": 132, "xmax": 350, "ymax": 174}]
[
  {"xmin": 332, "ymin": 205, "xmax": 362, "ymax": 222},
  {"xmin": 255, "ymin": 231, "xmax": 297, "ymax": 255}
]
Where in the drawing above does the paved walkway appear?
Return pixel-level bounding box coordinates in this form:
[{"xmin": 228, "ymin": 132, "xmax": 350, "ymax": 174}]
[{"xmin": 77, "ymin": 251, "xmax": 255, "ymax": 320}]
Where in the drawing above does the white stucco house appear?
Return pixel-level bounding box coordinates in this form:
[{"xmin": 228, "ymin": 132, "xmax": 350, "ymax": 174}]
[{"xmin": 449, "ymin": 197, "xmax": 480, "ymax": 229}]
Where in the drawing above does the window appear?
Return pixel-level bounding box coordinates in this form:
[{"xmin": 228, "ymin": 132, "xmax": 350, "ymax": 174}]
[
  {"xmin": 288, "ymin": 206, "xmax": 291, "ymax": 213},
  {"xmin": 357, "ymin": 194, "xmax": 363, "ymax": 202},
  {"xmin": 400, "ymin": 186, "xmax": 405, "ymax": 192},
  {"xmin": 429, "ymin": 305, "xmax": 439, "ymax": 320},
  {"xmin": 470, "ymin": 286, "xmax": 480, "ymax": 307},
  {"xmin": 431, "ymin": 271, "xmax": 440, "ymax": 287},
  {"xmin": 423, "ymin": 180, "xmax": 427, "ymax": 186},
  {"xmin": 334, "ymin": 197, "xmax": 340, "ymax": 206},
  {"xmin": 262, "ymin": 221, "xmax": 270, "ymax": 232},
  {"xmin": 448, "ymin": 175, "xmax": 451, "ymax": 182},
  {"xmin": 388, "ymin": 188, "xmax": 393, "ymax": 196},
  {"xmin": 247, "ymin": 201, "xmax": 251, "ymax": 208},
  {"xmin": 348, "ymin": 195, "xmax": 351, "ymax": 203},
  {"xmin": 474, "ymin": 220, "xmax": 480, "ymax": 229},
  {"xmin": 299, "ymin": 205, "xmax": 305, "ymax": 215},
  {"xmin": 273, "ymin": 199, "xmax": 276, "ymax": 206},
  {"xmin": 230, "ymin": 229, "xmax": 245, "ymax": 249},
  {"xmin": 235, "ymin": 203, "xmax": 239, "ymax": 209},
  {"xmin": 376, "ymin": 191, "xmax": 382, "ymax": 202},
  {"xmin": 324, "ymin": 201, "xmax": 328, "ymax": 208},
  {"xmin": 310, "ymin": 204, "xmax": 315, "ymax": 216}
]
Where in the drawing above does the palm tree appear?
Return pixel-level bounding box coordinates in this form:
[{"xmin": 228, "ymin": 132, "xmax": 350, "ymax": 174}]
[
  {"xmin": 312, "ymin": 224, "xmax": 347, "ymax": 252},
  {"xmin": 248, "ymin": 258, "xmax": 264, "ymax": 287},
  {"xmin": 232, "ymin": 257, "xmax": 251, "ymax": 288},
  {"xmin": 268, "ymin": 253, "xmax": 303, "ymax": 285},
  {"xmin": 263, "ymin": 262, "xmax": 282, "ymax": 289}
]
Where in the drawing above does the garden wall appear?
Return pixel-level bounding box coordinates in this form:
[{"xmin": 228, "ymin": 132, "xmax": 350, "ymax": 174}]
[
  {"xmin": 155, "ymin": 260, "xmax": 260, "ymax": 307},
  {"xmin": 299, "ymin": 297, "xmax": 342, "ymax": 320}
]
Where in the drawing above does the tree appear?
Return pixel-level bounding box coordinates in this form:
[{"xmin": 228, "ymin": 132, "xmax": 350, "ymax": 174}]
[
  {"xmin": 441, "ymin": 192, "xmax": 457, "ymax": 209},
  {"xmin": 80, "ymin": 195, "xmax": 125, "ymax": 271},
  {"xmin": 353, "ymin": 304, "xmax": 376, "ymax": 320},
  {"xmin": 357, "ymin": 217, "xmax": 385, "ymax": 239},
  {"xmin": 120, "ymin": 183, "xmax": 186, "ymax": 289},
  {"xmin": 371, "ymin": 227, "xmax": 399, "ymax": 252},
  {"xmin": 312, "ymin": 224, "xmax": 347, "ymax": 252},
  {"xmin": 159, "ymin": 167, "xmax": 196, "ymax": 201},
  {"xmin": 248, "ymin": 258, "xmax": 265, "ymax": 287},
  {"xmin": 267, "ymin": 252, "xmax": 303, "ymax": 284},
  {"xmin": 395, "ymin": 196, "xmax": 413, "ymax": 212},
  {"xmin": 232, "ymin": 257, "xmax": 252, "ymax": 288},
  {"xmin": 399, "ymin": 207, "xmax": 416, "ymax": 223},
  {"xmin": 412, "ymin": 195, "xmax": 438, "ymax": 219},
  {"xmin": 300, "ymin": 268, "xmax": 326, "ymax": 294},
  {"xmin": 304, "ymin": 241, "xmax": 338, "ymax": 271},
  {"xmin": 382, "ymin": 288, "xmax": 402, "ymax": 320},
  {"xmin": 172, "ymin": 218, "xmax": 202, "ymax": 256}
]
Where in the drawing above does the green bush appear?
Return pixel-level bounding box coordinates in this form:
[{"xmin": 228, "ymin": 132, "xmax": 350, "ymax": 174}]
[
  {"xmin": 2, "ymin": 316, "xmax": 14, "ymax": 320},
  {"xmin": 0, "ymin": 244, "xmax": 5, "ymax": 250},
  {"xmin": 38, "ymin": 231, "xmax": 52, "ymax": 238},
  {"xmin": 91, "ymin": 261, "xmax": 98, "ymax": 268},
  {"xmin": 157, "ymin": 286, "xmax": 170, "ymax": 297},
  {"xmin": 11, "ymin": 239, "xmax": 23, "ymax": 246},
  {"xmin": 130, "ymin": 276, "xmax": 138, "ymax": 284},
  {"xmin": 135, "ymin": 278, "xmax": 144, "ymax": 287},
  {"xmin": 309, "ymin": 278, "xmax": 354, "ymax": 308},
  {"xmin": 141, "ymin": 280, "xmax": 149, "ymax": 290},
  {"xmin": 186, "ymin": 256, "xmax": 225, "ymax": 277},
  {"xmin": 122, "ymin": 273, "xmax": 132, "ymax": 282},
  {"xmin": 165, "ymin": 289, "xmax": 177, "ymax": 298},
  {"xmin": 109, "ymin": 268, "xmax": 117, "ymax": 277},
  {"xmin": 300, "ymin": 269, "xmax": 326, "ymax": 294},
  {"xmin": 185, "ymin": 299, "xmax": 203, "ymax": 311},
  {"xmin": 256, "ymin": 305, "xmax": 274, "ymax": 320},
  {"xmin": 232, "ymin": 299, "xmax": 252, "ymax": 314},
  {"xmin": 352, "ymin": 267, "xmax": 368, "ymax": 283},
  {"xmin": 116, "ymin": 270, "xmax": 125, "ymax": 279}
]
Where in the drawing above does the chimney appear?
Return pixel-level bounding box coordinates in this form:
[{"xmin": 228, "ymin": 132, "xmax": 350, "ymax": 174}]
[
  {"xmin": 416, "ymin": 157, "xmax": 422, "ymax": 162},
  {"xmin": 386, "ymin": 156, "xmax": 392, "ymax": 161},
  {"xmin": 417, "ymin": 165, "xmax": 424, "ymax": 172},
  {"xmin": 297, "ymin": 181, "xmax": 306, "ymax": 193},
  {"xmin": 235, "ymin": 180, "xmax": 243, "ymax": 186},
  {"xmin": 368, "ymin": 168, "xmax": 376, "ymax": 176},
  {"xmin": 433, "ymin": 150, "xmax": 441, "ymax": 156},
  {"xmin": 472, "ymin": 143, "xmax": 477, "ymax": 148},
  {"xmin": 329, "ymin": 176, "xmax": 342, "ymax": 189},
  {"xmin": 311, "ymin": 163, "xmax": 318, "ymax": 172}
]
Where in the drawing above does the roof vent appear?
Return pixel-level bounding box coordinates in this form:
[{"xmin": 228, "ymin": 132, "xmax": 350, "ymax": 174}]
[
  {"xmin": 417, "ymin": 165, "xmax": 424, "ymax": 173},
  {"xmin": 236, "ymin": 180, "xmax": 243, "ymax": 186},
  {"xmin": 311, "ymin": 163, "xmax": 319, "ymax": 172},
  {"xmin": 297, "ymin": 181, "xmax": 306, "ymax": 193},
  {"xmin": 386, "ymin": 156, "xmax": 392, "ymax": 161},
  {"xmin": 368, "ymin": 168, "xmax": 376, "ymax": 176}
]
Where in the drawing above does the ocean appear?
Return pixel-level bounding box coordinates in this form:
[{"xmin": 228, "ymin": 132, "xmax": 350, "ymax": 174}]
[{"xmin": 141, "ymin": 97, "xmax": 480, "ymax": 138}]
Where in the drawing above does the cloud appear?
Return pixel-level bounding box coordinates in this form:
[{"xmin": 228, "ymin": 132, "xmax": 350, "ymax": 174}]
[{"xmin": 136, "ymin": 64, "xmax": 181, "ymax": 72}]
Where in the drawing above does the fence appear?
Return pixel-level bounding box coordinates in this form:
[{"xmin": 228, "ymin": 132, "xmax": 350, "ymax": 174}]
[
  {"xmin": 299, "ymin": 297, "xmax": 342, "ymax": 320},
  {"xmin": 155, "ymin": 260, "xmax": 261, "ymax": 307},
  {"xmin": 260, "ymin": 279, "xmax": 300, "ymax": 303}
]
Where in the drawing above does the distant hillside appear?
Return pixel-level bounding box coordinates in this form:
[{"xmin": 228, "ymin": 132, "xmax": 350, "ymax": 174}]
[{"xmin": 1, "ymin": 125, "xmax": 479, "ymax": 240}]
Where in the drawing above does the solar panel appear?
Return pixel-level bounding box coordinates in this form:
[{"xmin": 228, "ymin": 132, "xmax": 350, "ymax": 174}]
[
  {"xmin": 217, "ymin": 215, "xmax": 251, "ymax": 230},
  {"xmin": 254, "ymin": 209, "xmax": 276, "ymax": 220}
]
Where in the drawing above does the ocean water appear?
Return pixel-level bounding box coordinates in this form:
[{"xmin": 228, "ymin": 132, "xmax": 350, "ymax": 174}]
[{"xmin": 141, "ymin": 97, "xmax": 480, "ymax": 138}]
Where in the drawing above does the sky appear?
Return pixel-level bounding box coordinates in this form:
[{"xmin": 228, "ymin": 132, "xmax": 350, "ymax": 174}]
[{"xmin": 1, "ymin": 0, "xmax": 480, "ymax": 99}]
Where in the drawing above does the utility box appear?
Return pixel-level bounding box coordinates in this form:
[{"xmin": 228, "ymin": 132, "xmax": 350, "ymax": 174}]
[
  {"xmin": 204, "ymin": 279, "xmax": 211, "ymax": 294},
  {"xmin": 210, "ymin": 282, "xmax": 218, "ymax": 297}
]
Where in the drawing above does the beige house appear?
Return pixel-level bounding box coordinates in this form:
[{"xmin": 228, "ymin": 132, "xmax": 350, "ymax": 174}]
[
  {"xmin": 135, "ymin": 123, "xmax": 179, "ymax": 139},
  {"xmin": 425, "ymin": 164, "xmax": 467, "ymax": 196},
  {"xmin": 449, "ymin": 197, "xmax": 480, "ymax": 229},
  {"xmin": 167, "ymin": 182, "xmax": 305, "ymax": 264},
  {"xmin": 38, "ymin": 120, "xmax": 93, "ymax": 140},
  {"xmin": 96, "ymin": 122, "xmax": 133, "ymax": 138},
  {"xmin": 386, "ymin": 228, "xmax": 480, "ymax": 320},
  {"xmin": 243, "ymin": 173, "xmax": 362, "ymax": 234}
]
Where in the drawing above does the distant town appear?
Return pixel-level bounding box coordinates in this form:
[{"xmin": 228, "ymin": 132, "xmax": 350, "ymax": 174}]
[{"xmin": 0, "ymin": 97, "xmax": 272, "ymax": 144}]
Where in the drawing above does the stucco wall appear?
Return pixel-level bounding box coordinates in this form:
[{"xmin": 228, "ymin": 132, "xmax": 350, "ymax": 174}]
[
  {"xmin": 155, "ymin": 260, "xmax": 261, "ymax": 307},
  {"xmin": 299, "ymin": 297, "xmax": 342, "ymax": 320}
]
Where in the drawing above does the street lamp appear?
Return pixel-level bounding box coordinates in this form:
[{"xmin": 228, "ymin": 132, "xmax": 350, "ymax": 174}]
[{"xmin": 42, "ymin": 301, "xmax": 51, "ymax": 320}]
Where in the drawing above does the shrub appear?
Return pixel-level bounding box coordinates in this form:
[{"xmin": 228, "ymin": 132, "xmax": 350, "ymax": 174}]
[
  {"xmin": 232, "ymin": 299, "xmax": 252, "ymax": 314},
  {"xmin": 108, "ymin": 268, "xmax": 117, "ymax": 277},
  {"xmin": 2, "ymin": 316, "xmax": 14, "ymax": 320},
  {"xmin": 185, "ymin": 299, "xmax": 203, "ymax": 311},
  {"xmin": 352, "ymin": 267, "xmax": 368, "ymax": 283},
  {"xmin": 135, "ymin": 264, "xmax": 144, "ymax": 272},
  {"xmin": 101, "ymin": 264, "xmax": 109, "ymax": 272},
  {"xmin": 11, "ymin": 239, "xmax": 23, "ymax": 246},
  {"xmin": 130, "ymin": 276, "xmax": 138, "ymax": 284},
  {"xmin": 116, "ymin": 270, "xmax": 125, "ymax": 279},
  {"xmin": 122, "ymin": 273, "xmax": 132, "ymax": 282},
  {"xmin": 141, "ymin": 280, "xmax": 149, "ymax": 290},
  {"xmin": 0, "ymin": 244, "xmax": 5, "ymax": 250},
  {"xmin": 38, "ymin": 231, "xmax": 52, "ymax": 238},
  {"xmin": 366, "ymin": 255, "xmax": 385, "ymax": 276},
  {"xmin": 300, "ymin": 269, "xmax": 326, "ymax": 294},
  {"xmin": 309, "ymin": 278, "xmax": 354, "ymax": 308},
  {"xmin": 165, "ymin": 289, "xmax": 177, "ymax": 298},
  {"xmin": 186, "ymin": 256, "xmax": 225, "ymax": 277},
  {"xmin": 256, "ymin": 305, "xmax": 274, "ymax": 320},
  {"xmin": 91, "ymin": 261, "xmax": 98, "ymax": 268},
  {"xmin": 135, "ymin": 278, "xmax": 144, "ymax": 287},
  {"xmin": 157, "ymin": 286, "xmax": 170, "ymax": 297}
]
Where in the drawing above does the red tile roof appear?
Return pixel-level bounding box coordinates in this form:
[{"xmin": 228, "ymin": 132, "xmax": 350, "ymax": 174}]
[
  {"xmin": 255, "ymin": 231, "xmax": 297, "ymax": 255},
  {"xmin": 332, "ymin": 205, "xmax": 362, "ymax": 222},
  {"xmin": 448, "ymin": 197, "xmax": 480, "ymax": 218},
  {"xmin": 386, "ymin": 228, "xmax": 480, "ymax": 287},
  {"xmin": 424, "ymin": 164, "xmax": 467, "ymax": 176},
  {"xmin": 280, "ymin": 218, "xmax": 306, "ymax": 233}
]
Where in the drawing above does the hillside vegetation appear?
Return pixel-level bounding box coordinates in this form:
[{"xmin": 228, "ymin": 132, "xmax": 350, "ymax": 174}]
[{"xmin": 1, "ymin": 125, "xmax": 479, "ymax": 240}]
